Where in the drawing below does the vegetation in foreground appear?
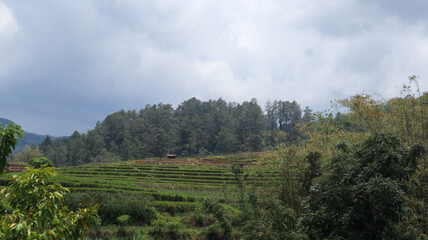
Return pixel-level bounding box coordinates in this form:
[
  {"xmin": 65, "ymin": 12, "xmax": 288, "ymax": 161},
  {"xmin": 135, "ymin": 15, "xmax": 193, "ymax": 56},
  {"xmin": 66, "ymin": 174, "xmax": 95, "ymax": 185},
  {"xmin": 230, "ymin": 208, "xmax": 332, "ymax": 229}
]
[{"xmin": 0, "ymin": 167, "xmax": 98, "ymax": 239}]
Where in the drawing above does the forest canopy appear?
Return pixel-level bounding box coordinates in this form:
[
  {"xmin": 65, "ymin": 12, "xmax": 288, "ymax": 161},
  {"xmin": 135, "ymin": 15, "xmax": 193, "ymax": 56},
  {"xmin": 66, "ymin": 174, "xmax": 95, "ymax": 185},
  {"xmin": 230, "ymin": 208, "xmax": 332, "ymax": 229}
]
[{"xmin": 38, "ymin": 98, "xmax": 309, "ymax": 166}]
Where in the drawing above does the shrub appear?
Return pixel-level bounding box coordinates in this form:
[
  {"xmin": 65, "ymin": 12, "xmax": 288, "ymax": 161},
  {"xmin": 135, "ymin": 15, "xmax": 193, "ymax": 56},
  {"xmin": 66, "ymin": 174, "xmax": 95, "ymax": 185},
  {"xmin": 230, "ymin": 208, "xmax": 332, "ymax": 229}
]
[
  {"xmin": 202, "ymin": 216, "xmax": 217, "ymax": 227},
  {"xmin": 64, "ymin": 192, "xmax": 157, "ymax": 226},
  {"xmin": 0, "ymin": 122, "xmax": 23, "ymax": 174},
  {"xmin": 203, "ymin": 199, "xmax": 232, "ymax": 240},
  {"xmin": 182, "ymin": 213, "xmax": 205, "ymax": 227},
  {"xmin": 116, "ymin": 226, "xmax": 137, "ymax": 239},
  {"xmin": 116, "ymin": 215, "xmax": 131, "ymax": 226},
  {"xmin": 100, "ymin": 193, "xmax": 157, "ymax": 225},
  {"xmin": 299, "ymin": 133, "xmax": 426, "ymax": 240},
  {"xmin": 182, "ymin": 213, "xmax": 216, "ymax": 228},
  {"xmin": 28, "ymin": 157, "xmax": 54, "ymax": 168},
  {"xmin": 87, "ymin": 229, "xmax": 114, "ymax": 240},
  {"xmin": 149, "ymin": 219, "xmax": 194, "ymax": 240},
  {"xmin": 205, "ymin": 223, "xmax": 226, "ymax": 240},
  {"xmin": 154, "ymin": 201, "xmax": 198, "ymax": 216},
  {"xmin": 0, "ymin": 167, "xmax": 98, "ymax": 239}
]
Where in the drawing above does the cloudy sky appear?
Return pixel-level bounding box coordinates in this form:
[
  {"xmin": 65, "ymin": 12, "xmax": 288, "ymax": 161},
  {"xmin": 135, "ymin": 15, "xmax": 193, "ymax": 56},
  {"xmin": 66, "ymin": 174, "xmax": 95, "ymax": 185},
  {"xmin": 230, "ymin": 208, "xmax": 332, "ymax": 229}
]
[{"xmin": 1, "ymin": 0, "xmax": 427, "ymax": 136}]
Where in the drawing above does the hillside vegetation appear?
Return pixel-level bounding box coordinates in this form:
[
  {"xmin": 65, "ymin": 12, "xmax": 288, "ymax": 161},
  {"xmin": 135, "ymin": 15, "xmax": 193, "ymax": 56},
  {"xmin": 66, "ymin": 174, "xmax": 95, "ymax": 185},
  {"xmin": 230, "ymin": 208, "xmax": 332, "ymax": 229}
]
[{"xmin": 38, "ymin": 98, "xmax": 308, "ymax": 166}]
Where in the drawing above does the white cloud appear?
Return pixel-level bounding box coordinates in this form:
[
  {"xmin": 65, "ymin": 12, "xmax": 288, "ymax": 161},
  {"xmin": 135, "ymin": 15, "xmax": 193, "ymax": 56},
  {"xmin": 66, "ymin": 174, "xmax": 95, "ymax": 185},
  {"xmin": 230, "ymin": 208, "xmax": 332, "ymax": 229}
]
[
  {"xmin": 1, "ymin": 0, "xmax": 427, "ymax": 135},
  {"xmin": 0, "ymin": 3, "xmax": 22, "ymax": 78},
  {"xmin": 0, "ymin": 3, "xmax": 17, "ymax": 37}
]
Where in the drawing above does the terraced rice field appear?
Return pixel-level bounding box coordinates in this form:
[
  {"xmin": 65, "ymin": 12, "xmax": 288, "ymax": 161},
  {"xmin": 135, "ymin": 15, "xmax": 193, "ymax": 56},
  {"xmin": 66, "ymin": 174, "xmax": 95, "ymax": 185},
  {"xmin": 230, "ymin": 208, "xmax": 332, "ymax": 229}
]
[{"xmin": 0, "ymin": 153, "xmax": 276, "ymax": 215}]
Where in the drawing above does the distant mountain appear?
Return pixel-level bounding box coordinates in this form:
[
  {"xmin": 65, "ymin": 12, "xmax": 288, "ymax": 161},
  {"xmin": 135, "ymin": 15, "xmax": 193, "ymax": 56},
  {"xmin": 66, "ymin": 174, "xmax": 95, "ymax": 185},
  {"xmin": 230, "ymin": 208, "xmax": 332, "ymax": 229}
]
[{"xmin": 0, "ymin": 118, "xmax": 64, "ymax": 152}]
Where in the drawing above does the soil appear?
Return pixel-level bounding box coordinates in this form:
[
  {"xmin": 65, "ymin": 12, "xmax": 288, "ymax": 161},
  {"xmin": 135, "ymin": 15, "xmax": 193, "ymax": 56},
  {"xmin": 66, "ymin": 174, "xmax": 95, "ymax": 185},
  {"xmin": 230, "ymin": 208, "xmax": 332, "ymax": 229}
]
[
  {"xmin": 132, "ymin": 155, "xmax": 261, "ymax": 168},
  {"xmin": 5, "ymin": 164, "xmax": 27, "ymax": 173}
]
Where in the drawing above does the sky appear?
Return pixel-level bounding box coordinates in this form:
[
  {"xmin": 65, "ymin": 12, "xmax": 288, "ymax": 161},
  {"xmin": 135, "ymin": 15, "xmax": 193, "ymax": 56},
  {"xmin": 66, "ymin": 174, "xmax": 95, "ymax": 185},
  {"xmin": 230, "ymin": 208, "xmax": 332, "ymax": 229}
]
[{"xmin": 1, "ymin": 0, "xmax": 427, "ymax": 136}]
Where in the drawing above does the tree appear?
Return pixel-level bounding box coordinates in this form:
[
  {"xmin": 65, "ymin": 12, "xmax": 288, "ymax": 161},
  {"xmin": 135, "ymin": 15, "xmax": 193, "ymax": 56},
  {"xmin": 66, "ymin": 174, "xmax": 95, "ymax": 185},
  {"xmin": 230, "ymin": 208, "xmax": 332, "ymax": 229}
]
[
  {"xmin": 28, "ymin": 157, "xmax": 54, "ymax": 168},
  {"xmin": 236, "ymin": 99, "xmax": 265, "ymax": 151},
  {"xmin": 39, "ymin": 135, "xmax": 53, "ymax": 154},
  {"xmin": 0, "ymin": 122, "xmax": 23, "ymax": 174},
  {"xmin": 14, "ymin": 145, "xmax": 43, "ymax": 163},
  {"xmin": 214, "ymin": 127, "xmax": 237, "ymax": 153},
  {"xmin": 302, "ymin": 106, "xmax": 313, "ymax": 122},
  {"xmin": 66, "ymin": 131, "xmax": 86, "ymax": 165},
  {"xmin": 0, "ymin": 167, "xmax": 98, "ymax": 239},
  {"xmin": 299, "ymin": 133, "xmax": 426, "ymax": 240},
  {"xmin": 335, "ymin": 80, "xmax": 428, "ymax": 147}
]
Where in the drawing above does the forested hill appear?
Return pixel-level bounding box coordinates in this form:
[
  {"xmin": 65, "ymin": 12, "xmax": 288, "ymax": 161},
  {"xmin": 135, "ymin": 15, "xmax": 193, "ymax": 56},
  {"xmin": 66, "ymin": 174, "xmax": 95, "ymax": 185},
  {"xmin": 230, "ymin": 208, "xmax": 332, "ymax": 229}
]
[
  {"xmin": 0, "ymin": 118, "xmax": 62, "ymax": 152},
  {"xmin": 39, "ymin": 98, "xmax": 313, "ymax": 166}
]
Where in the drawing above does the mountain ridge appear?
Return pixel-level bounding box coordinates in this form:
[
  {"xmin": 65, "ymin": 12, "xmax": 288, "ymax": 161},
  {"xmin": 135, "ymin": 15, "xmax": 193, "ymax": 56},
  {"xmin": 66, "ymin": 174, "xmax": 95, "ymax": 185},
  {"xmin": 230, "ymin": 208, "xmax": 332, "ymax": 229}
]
[{"xmin": 0, "ymin": 118, "xmax": 65, "ymax": 152}]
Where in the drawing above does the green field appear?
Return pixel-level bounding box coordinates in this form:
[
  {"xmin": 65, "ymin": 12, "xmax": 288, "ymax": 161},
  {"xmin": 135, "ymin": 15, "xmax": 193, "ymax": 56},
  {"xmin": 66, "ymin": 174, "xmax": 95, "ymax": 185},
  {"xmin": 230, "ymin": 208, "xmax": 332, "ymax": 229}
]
[{"xmin": 0, "ymin": 153, "xmax": 275, "ymax": 239}]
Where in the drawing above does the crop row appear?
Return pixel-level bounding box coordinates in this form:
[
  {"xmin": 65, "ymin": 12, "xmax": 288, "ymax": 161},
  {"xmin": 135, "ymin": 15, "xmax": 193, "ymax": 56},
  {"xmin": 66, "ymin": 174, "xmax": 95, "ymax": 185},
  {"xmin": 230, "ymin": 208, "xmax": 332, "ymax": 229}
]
[
  {"xmin": 66, "ymin": 165, "xmax": 230, "ymax": 174},
  {"xmin": 59, "ymin": 170, "xmax": 275, "ymax": 181},
  {"xmin": 66, "ymin": 187, "xmax": 234, "ymax": 203}
]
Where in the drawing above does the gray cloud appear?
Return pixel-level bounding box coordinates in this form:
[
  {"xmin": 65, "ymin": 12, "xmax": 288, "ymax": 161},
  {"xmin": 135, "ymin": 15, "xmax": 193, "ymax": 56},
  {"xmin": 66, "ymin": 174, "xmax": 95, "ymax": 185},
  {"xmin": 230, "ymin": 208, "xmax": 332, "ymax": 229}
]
[{"xmin": 1, "ymin": 0, "xmax": 427, "ymax": 135}]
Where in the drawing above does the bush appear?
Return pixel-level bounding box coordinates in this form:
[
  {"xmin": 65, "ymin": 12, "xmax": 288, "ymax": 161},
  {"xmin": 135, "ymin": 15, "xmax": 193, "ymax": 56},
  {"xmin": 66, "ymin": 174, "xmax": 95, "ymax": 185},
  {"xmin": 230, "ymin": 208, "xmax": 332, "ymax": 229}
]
[
  {"xmin": 116, "ymin": 226, "xmax": 137, "ymax": 239},
  {"xmin": 28, "ymin": 157, "xmax": 54, "ymax": 168},
  {"xmin": 149, "ymin": 219, "xmax": 195, "ymax": 240},
  {"xmin": 154, "ymin": 201, "xmax": 198, "ymax": 216},
  {"xmin": 299, "ymin": 133, "xmax": 426, "ymax": 240},
  {"xmin": 205, "ymin": 223, "xmax": 226, "ymax": 240},
  {"xmin": 182, "ymin": 213, "xmax": 216, "ymax": 228},
  {"xmin": 0, "ymin": 195, "xmax": 12, "ymax": 215},
  {"xmin": 64, "ymin": 192, "xmax": 157, "ymax": 226},
  {"xmin": 101, "ymin": 193, "xmax": 157, "ymax": 225},
  {"xmin": 116, "ymin": 215, "xmax": 131, "ymax": 226},
  {"xmin": 87, "ymin": 229, "xmax": 114, "ymax": 240},
  {"xmin": 203, "ymin": 199, "xmax": 232, "ymax": 240},
  {"xmin": 0, "ymin": 167, "xmax": 98, "ymax": 239}
]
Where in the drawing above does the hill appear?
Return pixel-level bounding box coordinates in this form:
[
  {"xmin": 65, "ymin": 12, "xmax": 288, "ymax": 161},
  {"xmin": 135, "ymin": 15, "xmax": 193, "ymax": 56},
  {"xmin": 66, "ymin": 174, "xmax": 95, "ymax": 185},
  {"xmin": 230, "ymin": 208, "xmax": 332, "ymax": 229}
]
[
  {"xmin": 0, "ymin": 118, "xmax": 64, "ymax": 152},
  {"xmin": 40, "ymin": 98, "xmax": 308, "ymax": 166}
]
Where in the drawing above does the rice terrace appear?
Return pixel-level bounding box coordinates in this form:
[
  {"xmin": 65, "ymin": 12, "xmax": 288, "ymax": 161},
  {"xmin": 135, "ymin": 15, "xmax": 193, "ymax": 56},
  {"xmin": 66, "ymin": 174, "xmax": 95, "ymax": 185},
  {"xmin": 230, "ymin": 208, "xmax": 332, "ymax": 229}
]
[{"xmin": 1, "ymin": 153, "xmax": 280, "ymax": 239}]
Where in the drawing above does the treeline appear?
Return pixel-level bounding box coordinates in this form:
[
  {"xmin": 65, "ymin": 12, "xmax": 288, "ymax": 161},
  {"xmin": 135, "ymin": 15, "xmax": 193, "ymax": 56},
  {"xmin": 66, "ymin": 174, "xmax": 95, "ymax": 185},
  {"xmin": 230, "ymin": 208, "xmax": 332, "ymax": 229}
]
[{"xmin": 39, "ymin": 98, "xmax": 312, "ymax": 166}]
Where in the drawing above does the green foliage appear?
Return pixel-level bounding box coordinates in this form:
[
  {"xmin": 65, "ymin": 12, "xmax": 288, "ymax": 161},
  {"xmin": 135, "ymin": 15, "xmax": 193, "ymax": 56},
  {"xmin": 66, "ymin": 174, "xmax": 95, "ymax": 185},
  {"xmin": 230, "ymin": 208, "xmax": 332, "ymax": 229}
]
[
  {"xmin": 116, "ymin": 215, "xmax": 131, "ymax": 226},
  {"xmin": 0, "ymin": 122, "xmax": 23, "ymax": 174},
  {"xmin": 299, "ymin": 133, "xmax": 426, "ymax": 240},
  {"xmin": 231, "ymin": 163, "xmax": 249, "ymax": 220},
  {"xmin": 230, "ymin": 162, "xmax": 305, "ymax": 239},
  {"xmin": 41, "ymin": 97, "xmax": 307, "ymax": 166},
  {"xmin": 302, "ymin": 151, "xmax": 322, "ymax": 193},
  {"xmin": 203, "ymin": 199, "xmax": 232, "ymax": 240},
  {"xmin": 242, "ymin": 198, "xmax": 306, "ymax": 240},
  {"xmin": 64, "ymin": 191, "xmax": 157, "ymax": 225},
  {"xmin": 116, "ymin": 226, "xmax": 139, "ymax": 239},
  {"xmin": 205, "ymin": 223, "xmax": 229, "ymax": 240},
  {"xmin": 334, "ymin": 78, "xmax": 428, "ymax": 146},
  {"xmin": 28, "ymin": 157, "xmax": 54, "ymax": 168},
  {"xmin": 0, "ymin": 167, "xmax": 98, "ymax": 239},
  {"xmin": 13, "ymin": 144, "xmax": 43, "ymax": 162},
  {"xmin": 154, "ymin": 201, "xmax": 198, "ymax": 215},
  {"xmin": 181, "ymin": 212, "xmax": 216, "ymax": 228},
  {"xmin": 0, "ymin": 194, "xmax": 12, "ymax": 215},
  {"xmin": 100, "ymin": 193, "xmax": 157, "ymax": 226},
  {"xmin": 263, "ymin": 146, "xmax": 308, "ymax": 214},
  {"xmin": 149, "ymin": 219, "xmax": 195, "ymax": 240},
  {"xmin": 297, "ymin": 111, "xmax": 367, "ymax": 158}
]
